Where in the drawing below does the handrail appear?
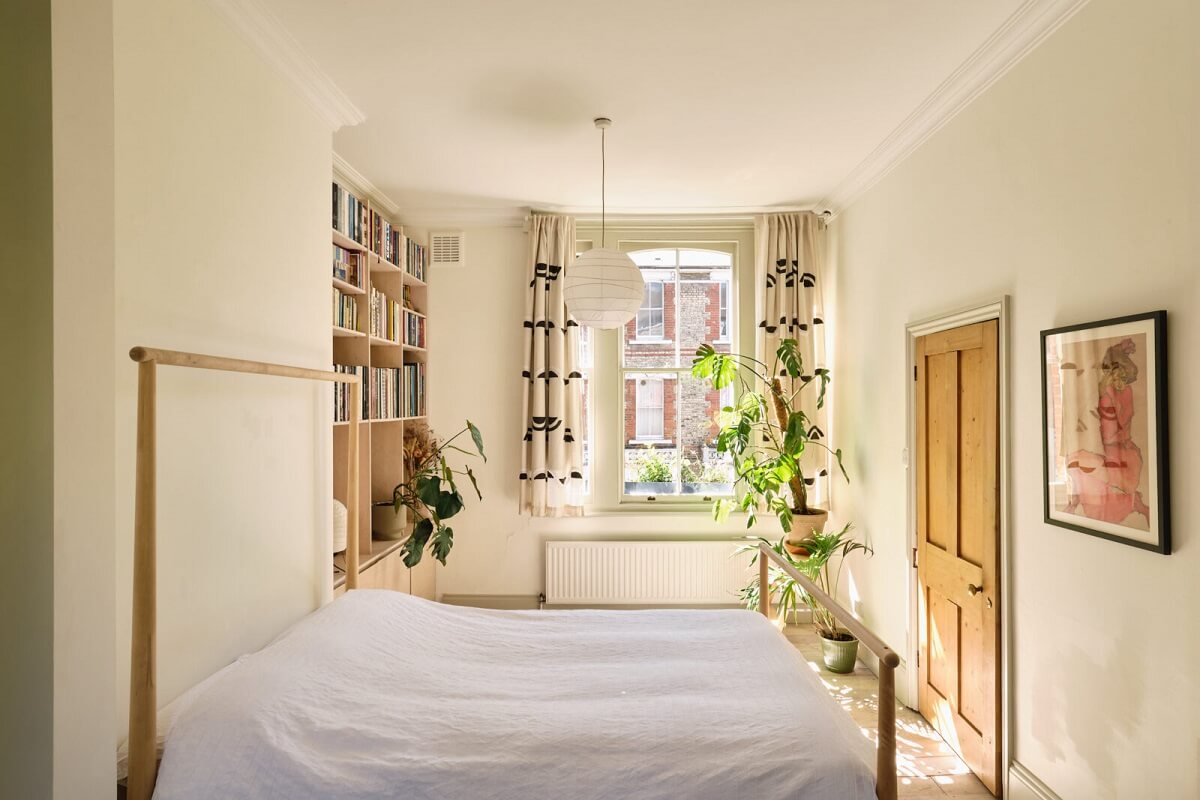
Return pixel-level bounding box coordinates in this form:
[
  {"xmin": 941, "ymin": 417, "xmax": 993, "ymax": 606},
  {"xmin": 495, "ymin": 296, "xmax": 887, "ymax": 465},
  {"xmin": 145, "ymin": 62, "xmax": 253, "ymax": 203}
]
[
  {"xmin": 124, "ymin": 346, "xmax": 362, "ymax": 800},
  {"xmin": 758, "ymin": 542, "xmax": 899, "ymax": 800}
]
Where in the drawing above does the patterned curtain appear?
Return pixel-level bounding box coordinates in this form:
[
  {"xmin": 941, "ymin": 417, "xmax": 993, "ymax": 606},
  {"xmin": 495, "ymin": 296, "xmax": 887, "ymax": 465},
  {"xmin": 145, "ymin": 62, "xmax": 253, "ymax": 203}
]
[
  {"xmin": 520, "ymin": 213, "xmax": 584, "ymax": 516},
  {"xmin": 757, "ymin": 211, "xmax": 829, "ymax": 504}
]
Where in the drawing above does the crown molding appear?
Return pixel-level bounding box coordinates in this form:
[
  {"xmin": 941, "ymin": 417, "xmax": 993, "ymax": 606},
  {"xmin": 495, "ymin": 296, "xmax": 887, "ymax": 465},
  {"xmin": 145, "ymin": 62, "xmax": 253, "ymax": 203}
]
[
  {"xmin": 332, "ymin": 153, "xmax": 400, "ymax": 215},
  {"xmin": 206, "ymin": 0, "xmax": 365, "ymax": 131},
  {"xmin": 393, "ymin": 206, "xmax": 531, "ymax": 229},
  {"xmin": 818, "ymin": 0, "xmax": 1091, "ymax": 214}
]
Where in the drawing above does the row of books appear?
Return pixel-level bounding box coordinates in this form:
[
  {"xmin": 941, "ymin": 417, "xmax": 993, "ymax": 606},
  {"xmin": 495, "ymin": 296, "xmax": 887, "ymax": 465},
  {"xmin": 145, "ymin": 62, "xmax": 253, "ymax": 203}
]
[
  {"xmin": 333, "ymin": 245, "xmax": 362, "ymax": 288},
  {"xmin": 369, "ymin": 287, "xmax": 403, "ymax": 344},
  {"xmin": 333, "ymin": 365, "xmax": 366, "ymax": 422},
  {"xmin": 403, "ymin": 363, "xmax": 426, "ymax": 418},
  {"xmin": 332, "ymin": 182, "xmax": 367, "ymax": 244},
  {"xmin": 403, "ymin": 309, "xmax": 426, "ymax": 349},
  {"xmin": 370, "ymin": 208, "xmax": 404, "ymax": 268},
  {"xmin": 370, "ymin": 367, "xmax": 403, "ymax": 420},
  {"xmin": 333, "ymin": 287, "xmax": 359, "ymax": 331},
  {"xmin": 404, "ymin": 238, "xmax": 427, "ymax": 282}
]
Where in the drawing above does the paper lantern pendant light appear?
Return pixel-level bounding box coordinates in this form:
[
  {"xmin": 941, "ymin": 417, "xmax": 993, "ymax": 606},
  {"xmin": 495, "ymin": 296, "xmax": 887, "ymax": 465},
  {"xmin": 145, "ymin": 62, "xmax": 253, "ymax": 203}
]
[{"xmin": 564, "ymin": 118, "xmax": 644, "ymax": 329}]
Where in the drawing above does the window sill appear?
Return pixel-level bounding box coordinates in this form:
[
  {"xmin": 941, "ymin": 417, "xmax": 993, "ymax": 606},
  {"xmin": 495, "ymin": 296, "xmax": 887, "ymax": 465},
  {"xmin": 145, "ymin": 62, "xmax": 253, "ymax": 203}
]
[
  {"xmin": 628, "ymin": 438, "xmax": 672, "ymax": 446},
  {"xmin": 629, "ymin": 338, "xmax": 672, "ymax": 345}
]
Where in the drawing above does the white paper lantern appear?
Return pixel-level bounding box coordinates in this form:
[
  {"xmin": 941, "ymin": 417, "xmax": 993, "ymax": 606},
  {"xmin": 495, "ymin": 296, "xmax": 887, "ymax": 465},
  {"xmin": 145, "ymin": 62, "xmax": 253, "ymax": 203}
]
[{"xmin": 564, "ymin": 247, "xmax": 644, "ymax": 329}]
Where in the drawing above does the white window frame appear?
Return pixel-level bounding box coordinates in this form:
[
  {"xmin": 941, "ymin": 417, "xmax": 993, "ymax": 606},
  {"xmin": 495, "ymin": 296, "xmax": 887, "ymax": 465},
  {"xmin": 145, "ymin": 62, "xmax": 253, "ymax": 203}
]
[
  {"xmin": 634, "ymin": 377, "xmax": 665, "ymax": 441},
  {"xmin": 634, "ymin": 281, "xmax": 666, "ymax": 341},
  {"xmin": 717, "ymin": 280, "xmax": 731, "ymax": 343},
  {"xmin": 618, "ymin": 243, "xmax": 738, "ymax": 505}
]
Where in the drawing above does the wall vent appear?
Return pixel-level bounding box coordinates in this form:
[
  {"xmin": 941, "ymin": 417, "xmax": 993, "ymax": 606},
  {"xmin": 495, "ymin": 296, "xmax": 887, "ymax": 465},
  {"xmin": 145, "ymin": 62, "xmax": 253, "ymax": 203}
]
[{"xmin": 430, "ymin": 230, "xmax": 465, "ymax": 269}]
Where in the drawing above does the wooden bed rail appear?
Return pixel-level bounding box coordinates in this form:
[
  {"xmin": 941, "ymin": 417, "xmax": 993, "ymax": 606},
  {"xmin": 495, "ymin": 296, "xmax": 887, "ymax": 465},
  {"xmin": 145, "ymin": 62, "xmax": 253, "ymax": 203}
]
[
  {"xmin": 758, "ymin": 542, "xmax": 900, "ymax": 800},
  {"xmin": 125, "ymin": 346, "xmax": 361, "ymax": 800}
]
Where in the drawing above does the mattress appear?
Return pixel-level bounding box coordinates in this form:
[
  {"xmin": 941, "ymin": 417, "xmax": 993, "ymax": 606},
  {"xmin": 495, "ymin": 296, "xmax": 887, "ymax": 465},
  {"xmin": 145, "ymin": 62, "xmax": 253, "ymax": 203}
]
[{"xmin": 153, "ymin": 590, "xmax": 876, "ymax": 799}]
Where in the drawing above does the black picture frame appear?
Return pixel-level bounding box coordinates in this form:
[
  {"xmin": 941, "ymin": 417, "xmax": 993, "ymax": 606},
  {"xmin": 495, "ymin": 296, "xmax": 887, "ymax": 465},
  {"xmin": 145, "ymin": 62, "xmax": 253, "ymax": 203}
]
[{"xmin": 1040, "ymin": 311, "xmax": 1170, "ymax": 554}]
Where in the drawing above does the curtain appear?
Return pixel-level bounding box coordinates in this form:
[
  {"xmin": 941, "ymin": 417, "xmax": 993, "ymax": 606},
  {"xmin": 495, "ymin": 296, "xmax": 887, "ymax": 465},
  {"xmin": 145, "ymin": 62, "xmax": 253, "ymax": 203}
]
[
  {"xmin": 520, "ymin": 213, "xmax": 584, "ymax": 516},
  {"xmin": 756, "ymin": 211, "xmax": 829, "ymax": 505}
]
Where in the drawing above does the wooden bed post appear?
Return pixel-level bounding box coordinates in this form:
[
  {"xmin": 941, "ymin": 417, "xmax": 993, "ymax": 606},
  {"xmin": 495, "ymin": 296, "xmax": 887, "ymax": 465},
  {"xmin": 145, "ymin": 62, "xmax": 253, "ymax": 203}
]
[
  {"xmin": 128, "ymin": 359, "xmax": 158, "ymax": 800},
  {"xmin": 758, "ymin": 549, "xmax": 770, "ymax": 618},
  {"xmin": 876, "ymin": 661, "xmax": 897, "ymax": 800},
  {"xmin": 346, "ymin": 379, "xmax": 361, "ymax": 590},
  {"xmin": 123, "ymin": 347, "xmax": 363, "ymax": 798},
  {"xmin": 758, "ymin": 542, "xmax": 900, "ymax": 800}
]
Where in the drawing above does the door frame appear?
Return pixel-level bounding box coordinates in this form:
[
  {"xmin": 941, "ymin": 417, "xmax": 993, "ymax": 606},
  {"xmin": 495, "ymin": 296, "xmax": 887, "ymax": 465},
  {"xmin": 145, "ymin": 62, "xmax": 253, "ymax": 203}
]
[{"xmin": 905, "ymin": 297, "xmax": 1011, "ymax": 795}]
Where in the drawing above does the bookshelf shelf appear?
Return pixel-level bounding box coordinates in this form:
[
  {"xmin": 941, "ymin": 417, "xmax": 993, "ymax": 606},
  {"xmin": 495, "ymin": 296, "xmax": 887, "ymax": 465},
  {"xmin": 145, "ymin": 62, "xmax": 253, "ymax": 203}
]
[
  {"xmin": 333, "ymin": 276, "xmax": 364, "ymax": 296},
  {"xmin": 332, "ymin": 229, "xmax": 366, "ymax": 252},
  {"xmin": 332, "ymin": 172, "xmax": 432, "ymax": 598}
]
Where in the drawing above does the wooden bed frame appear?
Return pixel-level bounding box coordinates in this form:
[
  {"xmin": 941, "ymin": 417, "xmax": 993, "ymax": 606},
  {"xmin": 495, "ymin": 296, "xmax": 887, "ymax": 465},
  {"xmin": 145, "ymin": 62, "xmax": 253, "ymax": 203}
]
[
  {"xmin": 124, "ymin": 346, "xmax": 362, "ymax": 800},
  {"xmin": 758, "ymin": 542, "xmax": 901, "ymax": 800},
  {"xmin": 122, "ymin": 346, "xmax": 900, "ymax": 800}
]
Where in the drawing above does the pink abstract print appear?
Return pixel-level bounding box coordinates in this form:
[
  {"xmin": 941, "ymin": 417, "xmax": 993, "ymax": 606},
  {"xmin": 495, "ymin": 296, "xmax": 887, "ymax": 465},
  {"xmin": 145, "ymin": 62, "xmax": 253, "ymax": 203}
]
[{"xmin": 1059, "ymin": 335, "xmax": 1151, "ymax": 531}]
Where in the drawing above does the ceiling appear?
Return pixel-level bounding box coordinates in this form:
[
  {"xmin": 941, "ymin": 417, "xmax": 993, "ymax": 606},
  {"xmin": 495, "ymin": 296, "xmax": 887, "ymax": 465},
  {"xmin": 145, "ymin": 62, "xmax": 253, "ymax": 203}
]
[{"xmin": 261, "ymin": 0, "xmax": 1030, "ymax": 217}]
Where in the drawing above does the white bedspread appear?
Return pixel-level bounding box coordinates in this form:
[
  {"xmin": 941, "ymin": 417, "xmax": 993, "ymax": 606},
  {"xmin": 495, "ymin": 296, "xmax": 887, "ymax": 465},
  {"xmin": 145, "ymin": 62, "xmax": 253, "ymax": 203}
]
[{"xmin": 154, "ymin": 591, "xmax": 875, "ymax": 799}]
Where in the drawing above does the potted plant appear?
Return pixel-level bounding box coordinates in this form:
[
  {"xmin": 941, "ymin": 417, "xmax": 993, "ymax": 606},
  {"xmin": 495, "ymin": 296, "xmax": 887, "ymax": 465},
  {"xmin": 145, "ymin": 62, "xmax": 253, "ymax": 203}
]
[
  {"xmin": 370, "ymin": 420, "xmax": 485, "ymax": 568},
  {"xmin": 740, "ymin": 526, "xmax": 873, "ymax": 673},
  {"xmin": 691, "ymin": 338, "xmax": 847, "ymax": 549}
]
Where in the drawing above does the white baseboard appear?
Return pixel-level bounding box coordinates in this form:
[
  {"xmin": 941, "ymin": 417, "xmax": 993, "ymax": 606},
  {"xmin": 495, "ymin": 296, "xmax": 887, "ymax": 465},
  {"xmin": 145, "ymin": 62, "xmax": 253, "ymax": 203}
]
[
  {"xmin": 1009, "ymin": 761, "xmax": 1062, "ymax": 800},
  {"xmin": 439, "ymin": 594, "xmax": 541, "ymax": 610}
]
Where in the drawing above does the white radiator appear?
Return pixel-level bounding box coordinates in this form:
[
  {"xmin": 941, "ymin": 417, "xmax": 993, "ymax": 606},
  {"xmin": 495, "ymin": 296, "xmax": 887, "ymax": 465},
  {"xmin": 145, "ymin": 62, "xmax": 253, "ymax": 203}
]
[{"xmin": 545, "ymin": 540, "xmax": 752, "ymax": 606}]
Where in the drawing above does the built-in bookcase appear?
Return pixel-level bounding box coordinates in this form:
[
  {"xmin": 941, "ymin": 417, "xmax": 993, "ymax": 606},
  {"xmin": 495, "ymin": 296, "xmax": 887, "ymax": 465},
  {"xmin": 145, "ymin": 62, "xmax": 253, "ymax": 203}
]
[{"xmin": 330, "ymin": 175, "xmax": 432, "ymax": 597}]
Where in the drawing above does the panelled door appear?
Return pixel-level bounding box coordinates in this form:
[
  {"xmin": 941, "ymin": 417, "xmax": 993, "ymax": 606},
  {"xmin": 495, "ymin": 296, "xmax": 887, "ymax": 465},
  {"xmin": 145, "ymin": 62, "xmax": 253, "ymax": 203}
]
[{"xmin": 915, "ymin": 320, "xmax": 1001, "ymax": 795}]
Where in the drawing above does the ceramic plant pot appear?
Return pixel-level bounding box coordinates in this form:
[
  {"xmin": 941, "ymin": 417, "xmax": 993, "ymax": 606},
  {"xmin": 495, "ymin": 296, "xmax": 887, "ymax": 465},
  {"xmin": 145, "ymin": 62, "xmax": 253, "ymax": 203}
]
[
  {"xmin": 785, "ymin": 509, "xmax": 829, "ymax": 555},
  {"xmin": 371, "ymin": 503, "xmax": 408, "ymax": 541},
  {"xmin": 820, "ymin": 633, "xmax": 860, "ymax": 674}
]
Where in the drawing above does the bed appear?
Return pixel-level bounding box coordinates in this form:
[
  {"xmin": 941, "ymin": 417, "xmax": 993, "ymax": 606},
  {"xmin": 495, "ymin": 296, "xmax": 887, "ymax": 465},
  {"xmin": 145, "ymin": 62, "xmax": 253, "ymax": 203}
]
[
  {"xmin": 122, "ymin": 347, "xmax": 900, "ymax": 800},
  {"xmin": 149, "ymin": 591, "xmax": 874, "ymax": 799}
]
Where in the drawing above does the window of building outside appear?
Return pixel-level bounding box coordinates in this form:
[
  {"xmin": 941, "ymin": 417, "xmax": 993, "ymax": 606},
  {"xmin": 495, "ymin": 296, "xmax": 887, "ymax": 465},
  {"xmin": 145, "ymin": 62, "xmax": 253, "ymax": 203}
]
[{"xmin": 621, "ymin": 247, "xmax": 735, "ymax": 500}]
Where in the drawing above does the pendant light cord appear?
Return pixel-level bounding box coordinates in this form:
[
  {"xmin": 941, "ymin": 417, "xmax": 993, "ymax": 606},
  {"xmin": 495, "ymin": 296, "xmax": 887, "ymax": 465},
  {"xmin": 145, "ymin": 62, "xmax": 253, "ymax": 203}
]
[{"xmin": 600, "ymin": 126, "xmax": 607, "ymax": 248}]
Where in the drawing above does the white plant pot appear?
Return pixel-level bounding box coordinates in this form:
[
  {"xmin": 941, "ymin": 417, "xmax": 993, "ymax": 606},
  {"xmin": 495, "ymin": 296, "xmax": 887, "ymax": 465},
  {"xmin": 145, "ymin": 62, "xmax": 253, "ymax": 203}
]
[{"xmin": 372, "ymin": 504, "xmax": 408, "ymax": 541}]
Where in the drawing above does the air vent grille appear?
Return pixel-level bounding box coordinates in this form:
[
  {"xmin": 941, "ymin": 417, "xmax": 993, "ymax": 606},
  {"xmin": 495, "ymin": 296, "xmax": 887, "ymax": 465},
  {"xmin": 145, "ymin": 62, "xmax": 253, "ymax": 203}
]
[{"xmin": 430, "ymin": 231, "xmax": 464, "ymax": 268}]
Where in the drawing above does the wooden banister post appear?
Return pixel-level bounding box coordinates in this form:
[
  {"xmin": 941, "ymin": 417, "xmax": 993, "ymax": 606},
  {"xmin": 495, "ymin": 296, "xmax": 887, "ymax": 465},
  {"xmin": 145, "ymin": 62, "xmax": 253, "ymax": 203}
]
[
  {"xmin": 758, "ymin": 543, "xmax": 770, "ymax": 618},
  {"xmin": 346, "ymin": 379, "xmax": 361, "ymax": 590},
  {"xmin": 128, "ymin": 359, "xmax": 158, "ymax": 800},
  {"xmin": 876, "ymin": 661, "xmax": 897, "ymax": 800}
]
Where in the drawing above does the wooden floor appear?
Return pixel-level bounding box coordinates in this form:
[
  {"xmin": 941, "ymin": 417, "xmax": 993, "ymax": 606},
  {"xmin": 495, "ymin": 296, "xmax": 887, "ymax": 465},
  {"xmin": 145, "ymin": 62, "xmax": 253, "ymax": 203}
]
[{"xmin": 784, "ymin": 625, "xmax": 994, "ymax": 798}]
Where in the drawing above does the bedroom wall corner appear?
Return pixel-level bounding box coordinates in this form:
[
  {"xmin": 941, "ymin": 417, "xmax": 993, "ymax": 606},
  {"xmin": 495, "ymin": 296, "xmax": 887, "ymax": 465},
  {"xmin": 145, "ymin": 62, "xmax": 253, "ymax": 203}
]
[
  {"xmin": 0, "ymin": 0, "xmax": 55, "ymax": 794},
  {"xmin": 112, "ymin": 0, "xmax": 333, "ymax": 757}
]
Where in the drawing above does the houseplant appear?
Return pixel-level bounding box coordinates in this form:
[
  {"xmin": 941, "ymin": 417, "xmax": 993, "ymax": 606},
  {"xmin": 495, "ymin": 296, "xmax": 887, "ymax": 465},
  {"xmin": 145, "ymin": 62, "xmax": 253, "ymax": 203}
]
[
  {"xmin": 371, "ymin": 420, "xmax": 486, "ymax": 568},
  {"xmin": 739, "ymin": 526, "xmax": 872, "ymax": 673},
  {"xmin": 691, "ymin": 338, "xmax": 847, "ymax": 547}
]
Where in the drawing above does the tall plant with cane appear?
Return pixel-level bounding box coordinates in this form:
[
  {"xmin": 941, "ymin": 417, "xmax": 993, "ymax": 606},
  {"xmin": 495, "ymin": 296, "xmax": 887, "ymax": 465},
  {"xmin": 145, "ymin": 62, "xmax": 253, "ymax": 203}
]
[{"xmin": 691, "ymin": 338, "xmax": 847, "ymax": 532}]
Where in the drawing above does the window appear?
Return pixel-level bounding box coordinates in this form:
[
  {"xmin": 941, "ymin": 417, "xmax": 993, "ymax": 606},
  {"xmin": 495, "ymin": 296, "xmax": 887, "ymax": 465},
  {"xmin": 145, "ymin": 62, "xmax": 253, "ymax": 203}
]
[
  {"xmin": 634, "ymin": 377, "xmax": 664, "ymax": 440},
  {"xmin": 718, "ymin": 281, "xmax": 730, "ymax": 342},
  {"xmin": 636, "ymin": 281, "xmax": 664, "ymax": 339},
  {"xmin": 621, "ymin": 247, "xmax": 736, "ymax": 500}
]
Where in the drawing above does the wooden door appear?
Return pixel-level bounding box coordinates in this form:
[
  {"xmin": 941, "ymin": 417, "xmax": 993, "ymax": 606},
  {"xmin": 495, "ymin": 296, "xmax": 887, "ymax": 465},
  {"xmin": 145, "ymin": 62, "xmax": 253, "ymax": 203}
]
[{"xmin": 916, "ymin": 320, "xmax": 1001, "ymax": 794}]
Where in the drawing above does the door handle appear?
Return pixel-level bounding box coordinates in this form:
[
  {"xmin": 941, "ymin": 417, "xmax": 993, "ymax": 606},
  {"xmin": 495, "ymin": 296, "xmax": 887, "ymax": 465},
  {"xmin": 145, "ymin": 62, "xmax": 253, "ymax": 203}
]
[{"xmin": 967, "ymin": 583, "xmax": 983, "ymax": 597}]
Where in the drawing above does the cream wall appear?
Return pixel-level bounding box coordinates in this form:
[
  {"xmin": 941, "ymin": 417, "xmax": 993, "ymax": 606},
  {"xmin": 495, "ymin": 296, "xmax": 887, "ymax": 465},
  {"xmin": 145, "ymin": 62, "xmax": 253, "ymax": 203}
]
[
  {"xmin": 41, "ymin": 0, "xmax": 334, "ymax": 793},
  {"xmin": 832, "ymin": 0, "xmax": 1198, "ymax": 796},
  {"xmin": 52, "ymin": 0, "xmax": 118, "ymax": 795},
  {"xmin": 1, "ymin": 0, "xmax": 55, "ymax": 795},
  {"xmin": 429, "ymin": 224, "xmax": 758, "ymax": 600}
]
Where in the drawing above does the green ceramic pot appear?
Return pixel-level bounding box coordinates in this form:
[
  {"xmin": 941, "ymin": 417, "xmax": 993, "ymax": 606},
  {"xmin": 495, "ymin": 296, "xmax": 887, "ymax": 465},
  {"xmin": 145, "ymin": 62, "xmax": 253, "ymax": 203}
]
[{"xmin": 820, "ymin": 633, "xmax": 859, "ymax": 674}]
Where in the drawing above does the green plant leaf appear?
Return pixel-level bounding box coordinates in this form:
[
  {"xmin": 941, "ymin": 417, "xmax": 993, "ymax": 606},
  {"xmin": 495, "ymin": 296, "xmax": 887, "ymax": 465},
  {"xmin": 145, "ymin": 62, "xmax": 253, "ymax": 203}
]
[
  {"xmin": 430, "ymin": 525, "xmax": 454, "ymax": 565},
  {"xmin": 402, "ymin": 518, "xmax": 434, "ymax": 567},
  {"xmin": 712, "ymin": 497, "xmax": 735, "ymax": 524},
  {"xmin": 415, "ymin": 475, "xmax": 442, "ymax": 507},
  {"xmin": 435, "ymin": 490, "xmax": 464, "ymax": 520},
  {"xmin": 691, "ymin": 343, "xmax": 717, "ymax": 378},
  {"xmin": 465, "ymin": 466, "xmax": 482, "ymax": 500},
  {"xmin": 713, "ymin": 354, "xmax": 738, "ymax": 389},
  {"xmin": 467, "ymin": 420, "xmax": 486, "ymax": 462},
  {"xmin": 441, "ymin": 456, "xmax": 458, "ymax": 494},
  {"xmin": 777, "ymin": 339, "xmax": 803, "ymax": 378},
  {"xmin": 783, "ymin": 411, "xmax": 807, "ymax": 453}
]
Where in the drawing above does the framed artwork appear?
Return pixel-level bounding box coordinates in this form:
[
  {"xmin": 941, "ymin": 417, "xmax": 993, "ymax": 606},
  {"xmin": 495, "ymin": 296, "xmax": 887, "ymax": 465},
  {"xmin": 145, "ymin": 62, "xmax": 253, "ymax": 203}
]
[{"xmin": 1041, "ymin": 311, "xmax": 1170, "ymax": 553}]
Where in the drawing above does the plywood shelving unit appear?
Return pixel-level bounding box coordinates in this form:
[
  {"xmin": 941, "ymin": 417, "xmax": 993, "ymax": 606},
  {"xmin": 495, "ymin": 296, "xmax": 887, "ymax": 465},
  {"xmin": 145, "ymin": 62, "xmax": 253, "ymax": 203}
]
[{"xmin": 330, "ymin": 169, "xmax": 432, "ymax": 598}]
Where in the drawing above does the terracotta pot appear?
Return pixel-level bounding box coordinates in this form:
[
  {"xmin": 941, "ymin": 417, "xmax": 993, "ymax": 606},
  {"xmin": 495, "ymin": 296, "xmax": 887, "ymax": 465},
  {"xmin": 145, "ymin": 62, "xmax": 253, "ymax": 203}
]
[
  {"xmin": 785, "ymin": 509, "xmax": 829, "ymax": 554},
  {"xmin": 371, "ymin": 504, "xmax": 408, "ymax": 541}
]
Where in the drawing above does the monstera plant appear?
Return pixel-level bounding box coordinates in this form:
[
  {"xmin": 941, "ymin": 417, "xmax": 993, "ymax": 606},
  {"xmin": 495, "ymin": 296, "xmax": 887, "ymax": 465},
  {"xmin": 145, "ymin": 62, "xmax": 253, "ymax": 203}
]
[
  {"xmin": 377, "ymin": 421, "xmax": 485, "ymax": 568},
  {"xmin": 691, "ymin": 338, "xmax": 847, "ymax": 542}
]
